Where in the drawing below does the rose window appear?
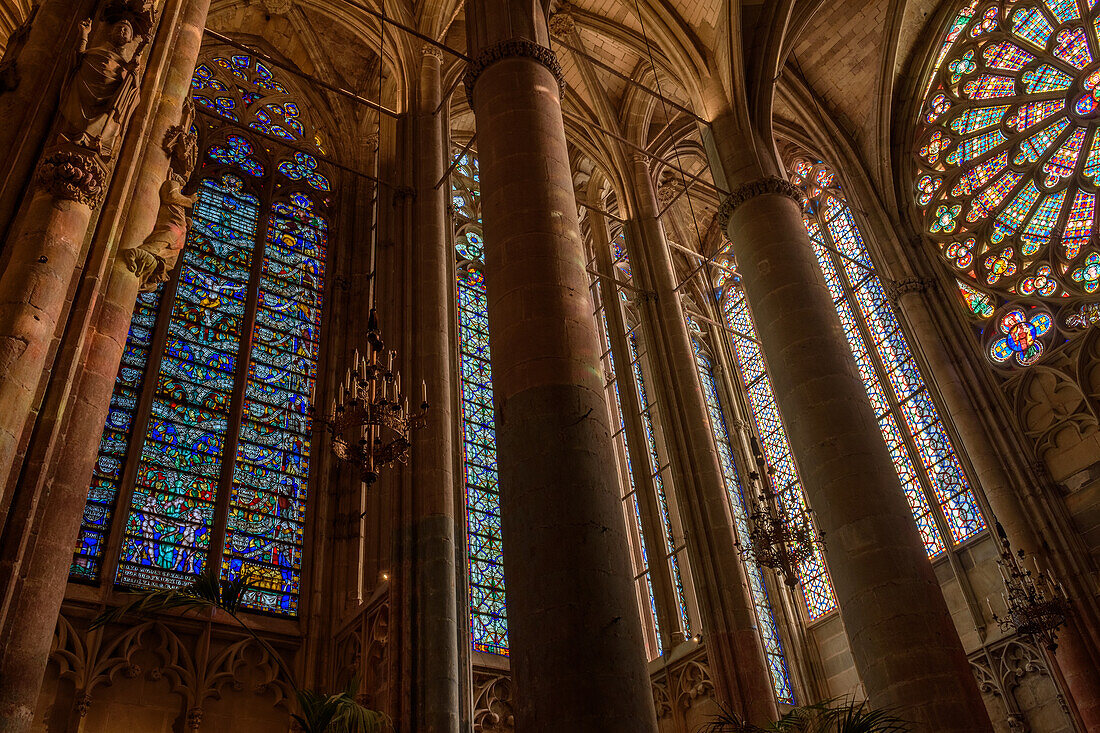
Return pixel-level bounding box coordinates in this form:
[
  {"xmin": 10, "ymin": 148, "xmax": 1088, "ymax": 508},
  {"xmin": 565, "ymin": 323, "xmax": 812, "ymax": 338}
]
[{"xmin": 914, "ymin": 0, "xmax": 1100, "ymax": 366}]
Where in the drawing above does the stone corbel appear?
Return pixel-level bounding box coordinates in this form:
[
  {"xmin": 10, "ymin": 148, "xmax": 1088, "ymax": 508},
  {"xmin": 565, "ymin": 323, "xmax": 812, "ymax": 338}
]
[
  {"xmin": 463, "ymin": 39, "xmax": 565, "ymax": 106},
  {"xmin": 548, "ymin": 9, "xmax": 576, "ymax": 39},
  {"xmin": 716, "ymin": 175, "xmax": 805, "ymax": 231},
  {"xmin": 33, "ymin": 143, "xmax": 108, "ymax": 207}
]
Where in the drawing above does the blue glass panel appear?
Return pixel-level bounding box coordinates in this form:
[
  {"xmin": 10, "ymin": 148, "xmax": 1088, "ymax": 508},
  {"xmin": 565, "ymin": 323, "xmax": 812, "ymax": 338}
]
[
  {"xmin": 72, "ymin": 289, "xmax": 165, "ymax": 579},
  {"xmin": 116, "ymin": 175, "xmax": 260, "ymax": 592}
]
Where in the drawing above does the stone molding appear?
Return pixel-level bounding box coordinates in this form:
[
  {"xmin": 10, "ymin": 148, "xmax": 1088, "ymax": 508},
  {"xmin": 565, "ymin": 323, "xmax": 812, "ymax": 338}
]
[
  {"xmin": 463, "ymin": 38, "xmax": 564, "ymax": 106},
  {"xmin": 34, "ymin": 144, "xmax": 107, "ymax": 208},
  {"xmin": 421, "ymin": 43, "xmax": 444, "ymax": 61},
  {"xmin": 716, "ymin": 175, "xmax": 804, "ymax": 230}
]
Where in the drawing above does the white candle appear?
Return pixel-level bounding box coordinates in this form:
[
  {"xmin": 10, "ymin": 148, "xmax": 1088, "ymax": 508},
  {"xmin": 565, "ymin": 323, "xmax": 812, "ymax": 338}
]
[
  {"xmin": 395, "ymin": 373, "xmax": 401, "ymax": 396},
  {"xmin": 353, "ymin": 348, "xmax": 359, "ymax": 371},
  {"xmin": 422, "ymin": 379, "xmax": 427, "ymax": 404}
]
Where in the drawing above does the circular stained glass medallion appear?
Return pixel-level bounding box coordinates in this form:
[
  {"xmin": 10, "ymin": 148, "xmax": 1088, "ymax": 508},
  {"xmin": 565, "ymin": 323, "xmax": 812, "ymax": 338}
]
[{"xmin": 914, "ymin": 0, "xmax": 1100, "ymax": 361}]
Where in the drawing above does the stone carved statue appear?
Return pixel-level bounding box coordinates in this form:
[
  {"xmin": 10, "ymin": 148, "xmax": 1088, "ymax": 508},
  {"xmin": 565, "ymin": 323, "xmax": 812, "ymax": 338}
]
[
  {"xmin": 56, "ymin": 2, "xmax": 154, "ymax": 159},
  {"xmin": 122, "ymin": 100, "xmax": 198, "ymax": 290}
]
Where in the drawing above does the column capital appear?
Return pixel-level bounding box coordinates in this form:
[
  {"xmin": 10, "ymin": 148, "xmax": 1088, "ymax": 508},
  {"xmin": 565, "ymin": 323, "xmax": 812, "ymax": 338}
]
[
  {"xmin": 463, "ymin": 38, "xmax": 564, "ymax": 107},
  {"xmin": 885, "ymin": 276, "xmax": 937, "ymax": 304},
  {"xmin": 33, "ymin": 143, "xmax": 107, "ymax": 208},
  {"xmin": 632, "ymin": 152, "xmax": 651, "ymax": 165},
  {"xmin": 716, "ymin": 175, "xmax": 804, "ymax": 230},
  {"xmin": 421, "ymin": 43, "xmax": 444, "ymax": 62}
]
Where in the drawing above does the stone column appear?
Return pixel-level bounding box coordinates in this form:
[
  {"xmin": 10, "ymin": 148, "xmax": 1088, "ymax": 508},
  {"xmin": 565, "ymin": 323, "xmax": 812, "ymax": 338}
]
[
  {"xmin": 628, "ymin": 154, "xmax": 777, "ymax": 723},
  {"xmin": 463, "ymin": 1, "xmax": 657, "ymax": 728},
  {"xmin": 714, "ymin": 169, "xmax": 991, "ymax": 731},
  {"xmin": 0, "ymin": 2, "xmax": 207, "ymax": 728},
  {"xmin": 411, "ymin": 43, "xmax": 460, "ymax": 733},
  {"xmin": 893, "ymin": 280, "xmax": 1100, "ymax": 729}
]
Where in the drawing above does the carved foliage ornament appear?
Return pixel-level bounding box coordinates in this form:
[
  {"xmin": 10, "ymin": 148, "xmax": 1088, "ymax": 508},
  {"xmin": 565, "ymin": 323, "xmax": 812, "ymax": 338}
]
[
  {"xmin": 34, "ymin": 144, "xmax": 108, "ymax": 207},
  {"xmin": 716, "ymin": 176, "xmax": 806, "ymax": 230},
  {"xmin": 463, "ymin": 39, "xmax": 565, "ymax": 107}
]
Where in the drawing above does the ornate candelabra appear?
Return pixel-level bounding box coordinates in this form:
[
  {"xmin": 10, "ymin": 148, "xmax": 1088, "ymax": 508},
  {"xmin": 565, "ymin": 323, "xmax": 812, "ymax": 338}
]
[
  {"xmin": 989, "ymin": 520, "xmax": 1071, "ymax": 651},
  {"xmin": 740, "ymin": 439, "xmax": 824, "ymax": 588},
  {"xmin": 320, "ymin": 309, "xmax": 429, "ymax": 485}
]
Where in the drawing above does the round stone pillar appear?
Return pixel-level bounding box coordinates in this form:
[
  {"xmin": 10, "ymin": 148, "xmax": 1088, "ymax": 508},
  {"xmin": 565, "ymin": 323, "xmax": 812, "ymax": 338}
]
[
  {"xmin": 464, "ymin": 4, "xmax": 658, "ymax": 728},
  {"xmin": 720, "ymin": 178, "xmax": 992, "ymax": 732},
  {"xmin": 410, "ymin": 43, "xmax": 460, "ymax": 733}
]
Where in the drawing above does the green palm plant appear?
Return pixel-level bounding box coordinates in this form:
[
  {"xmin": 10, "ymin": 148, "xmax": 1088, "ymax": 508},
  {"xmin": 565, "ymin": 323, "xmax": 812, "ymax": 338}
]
[
  {"xmin": 700, "ymin": 697, "xmax": 910, "ymax": 733},
  {"xmin": 91, "ymin": 568, "xmax": 389, "ymax": 733}
]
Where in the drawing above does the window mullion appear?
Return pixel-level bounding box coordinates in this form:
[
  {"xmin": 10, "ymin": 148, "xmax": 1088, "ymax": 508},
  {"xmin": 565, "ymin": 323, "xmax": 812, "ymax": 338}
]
[{"xmin": 204, "ymin": 172, "xmax": 278, "ymax": 576}]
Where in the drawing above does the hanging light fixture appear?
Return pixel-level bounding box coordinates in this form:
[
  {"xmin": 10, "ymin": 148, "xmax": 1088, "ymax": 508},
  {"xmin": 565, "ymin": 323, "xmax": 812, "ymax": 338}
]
[
  {"xmin": 319, "ymin": 308, "xmax": 429, "ymax": 485},
  {"xmin": 989, "ymin": 520, "xmax": 1071, "ymax": 651},
  {"xmin": 740, "ymin": 437, "xmax": 824, "ymax": 588}
]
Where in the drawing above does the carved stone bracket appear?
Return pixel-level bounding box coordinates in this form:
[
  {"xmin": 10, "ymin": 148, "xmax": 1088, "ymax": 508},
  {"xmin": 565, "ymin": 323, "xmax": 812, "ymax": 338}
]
[
  {"xmin": 34, "ymin": 144, "xmax": 108, "ymax": 208},
  {"xmin": 716, "ymin": 176, "xmax": 805, "ymax": 230},
  {"xmin": 463, "ymin": 39, "xmax": 565, "ymax": 107}
]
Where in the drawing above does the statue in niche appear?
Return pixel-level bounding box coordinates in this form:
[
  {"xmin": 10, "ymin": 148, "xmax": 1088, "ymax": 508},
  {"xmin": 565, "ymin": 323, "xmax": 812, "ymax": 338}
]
[
  {"xmin": 122, "ymin": 100, "xmax": 199, "ymax": 290},
  {"xmin": 56, "ymin": 2, "xmax": 154, "ymax": 159},
  {"xmin": 0, "ymin": 4, "xmax": 40, "ymax": 92}
]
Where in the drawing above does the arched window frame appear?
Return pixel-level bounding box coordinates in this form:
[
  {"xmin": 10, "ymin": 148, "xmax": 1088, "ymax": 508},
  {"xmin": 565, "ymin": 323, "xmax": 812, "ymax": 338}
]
[{"xmin": 70, "ymin": 49, "xmax": 333, "ymax": 618}]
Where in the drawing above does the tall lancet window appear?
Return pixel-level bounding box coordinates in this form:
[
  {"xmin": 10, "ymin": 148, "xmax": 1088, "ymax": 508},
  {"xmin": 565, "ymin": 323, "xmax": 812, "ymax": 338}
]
[
  {"xmin": 716, "ymin": 266, "xmax": 837, "ymax": 620},
  {"xmin": 452, "ymin": 152, "xmax": 508, "ymax": 656},
  {"xmin": 689, "ymin": 322, "xmax": 794, "ymax": 702},
  {"xmin": 789, "ymin": 158, "xmax": 986, "ymax": 553},
  {"xmin": 590, "ymin": 232, "xmax": 696, "ymax": 659},
  {"xmin": 71, "ymin": 52, "xmax": 330, "ymax": 616}
]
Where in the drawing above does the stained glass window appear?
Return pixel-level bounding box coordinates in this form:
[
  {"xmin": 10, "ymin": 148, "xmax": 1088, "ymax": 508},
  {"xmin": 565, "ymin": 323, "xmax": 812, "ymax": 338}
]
[
  {"xmin": 790, "ymin": 159, "xmax": 987, "ymax": 554},
  {"xmin": 71, "ymin": 53, "xmax": 329, "ymax": 617},
  {"xmin": 452, "ymin": 153, "xmax": 508, "ymax": 656},
  {"xmin": 915, "ymin": 0, "xmax": 1100, "ymax": 365},
  {"xmin": 715, "ymin": 263, "xmax": 837, "ymax": 620},
  {"xmin": 690, "ymin": 330, "xmax": 794, "ymax": 703},
  {"xmin": 589, "ymin": 233, "xmax": 694, "ymax": 658}
]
